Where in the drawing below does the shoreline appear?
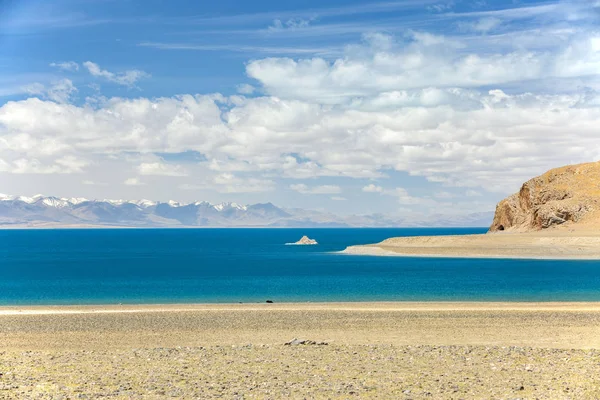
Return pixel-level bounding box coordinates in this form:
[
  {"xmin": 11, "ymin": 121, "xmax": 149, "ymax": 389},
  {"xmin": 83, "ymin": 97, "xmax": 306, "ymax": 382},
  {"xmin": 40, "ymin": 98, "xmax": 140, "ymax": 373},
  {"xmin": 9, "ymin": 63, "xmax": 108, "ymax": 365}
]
[
  {"xmin": 3, "ymin": 301, "xmax": 600, "ymax": 314},
  {"xmin": 339, "ymin": 245, "xmax": 600, "ymax": 260},
  {"xmin": 341, "ymin": 230, "xmax": 600, "ymax": 260},
  {"xmin": 2, "ymin": 301, "xmax": 600, "ymax": 351}
]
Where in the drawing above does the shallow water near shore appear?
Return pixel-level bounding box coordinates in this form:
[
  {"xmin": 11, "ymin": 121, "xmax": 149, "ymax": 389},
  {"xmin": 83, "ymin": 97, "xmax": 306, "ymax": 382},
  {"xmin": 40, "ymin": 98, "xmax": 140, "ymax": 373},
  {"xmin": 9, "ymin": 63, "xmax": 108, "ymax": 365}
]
[{"xmin": 2, "ymin": 228, "xmax": 600, "ymax": 305}]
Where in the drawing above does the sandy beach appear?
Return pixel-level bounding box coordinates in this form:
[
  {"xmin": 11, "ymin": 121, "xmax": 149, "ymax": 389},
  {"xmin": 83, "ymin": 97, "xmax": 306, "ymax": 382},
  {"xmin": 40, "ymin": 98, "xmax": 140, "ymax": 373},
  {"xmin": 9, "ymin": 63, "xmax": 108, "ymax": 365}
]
[
  {"xmin": 2, "ymin": 302, "xmax": 600, "ymax": 398},
  {"xmin": 341, "ymin": 229, "xmax": 600, "ymax": 259}
]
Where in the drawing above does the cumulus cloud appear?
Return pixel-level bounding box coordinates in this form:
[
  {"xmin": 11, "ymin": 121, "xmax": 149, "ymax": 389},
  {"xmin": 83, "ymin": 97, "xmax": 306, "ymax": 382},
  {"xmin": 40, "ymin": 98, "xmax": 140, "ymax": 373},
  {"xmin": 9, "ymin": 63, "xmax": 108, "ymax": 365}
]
[
  {"xmin": 290, "ymin": 184, "xmax": 342, "ymax": 194},
  {"xmin": 1, "ymin": 85, "xmax": 599, "ymax": 194},
  {"xmin": 246, "ymin": 31, "xmax": 600, "ymax": 102},
  {"xmin": 1, "ymin": 17, "xmax": 600, "ymax": 213},
  {"xmin": 83, "ymin": 61, "xmax": 150, "ymax": 87}
]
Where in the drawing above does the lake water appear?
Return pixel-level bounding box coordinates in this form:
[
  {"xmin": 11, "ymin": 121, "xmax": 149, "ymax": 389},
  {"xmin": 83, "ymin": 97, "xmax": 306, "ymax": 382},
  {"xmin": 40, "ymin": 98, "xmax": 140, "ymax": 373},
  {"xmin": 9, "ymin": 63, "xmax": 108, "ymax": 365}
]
[{"xmin": 1, "ymin": 228, "xmax": 600, "ymax": 305}]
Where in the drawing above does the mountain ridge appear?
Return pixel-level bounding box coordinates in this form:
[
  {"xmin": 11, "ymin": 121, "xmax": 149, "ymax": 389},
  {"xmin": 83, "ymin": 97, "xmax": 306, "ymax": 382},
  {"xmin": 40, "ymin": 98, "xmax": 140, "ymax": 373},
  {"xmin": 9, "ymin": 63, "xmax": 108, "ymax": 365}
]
[{"xmin": 0, "ymin": 193, "xmax": 493, "ymax": 228}]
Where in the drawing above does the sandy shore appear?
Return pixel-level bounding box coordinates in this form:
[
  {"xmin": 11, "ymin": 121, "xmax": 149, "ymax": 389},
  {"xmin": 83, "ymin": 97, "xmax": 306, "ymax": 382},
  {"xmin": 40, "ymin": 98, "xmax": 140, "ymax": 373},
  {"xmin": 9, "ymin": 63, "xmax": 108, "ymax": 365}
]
[
  {"xmin": 1, "ymin": 302, "xmax": 600, "ymax": 398},
  {"xmin": 341, "ymin": 229, "xmax": 600, "ymax": 259}
]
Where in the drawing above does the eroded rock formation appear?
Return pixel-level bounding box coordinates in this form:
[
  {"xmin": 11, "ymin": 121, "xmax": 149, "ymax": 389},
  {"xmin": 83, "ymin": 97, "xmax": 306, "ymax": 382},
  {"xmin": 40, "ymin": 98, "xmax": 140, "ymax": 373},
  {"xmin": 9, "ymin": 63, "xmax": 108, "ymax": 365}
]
[{"xmin": 489, "ymin": 161, "xmax": 600, "ymax": 232}]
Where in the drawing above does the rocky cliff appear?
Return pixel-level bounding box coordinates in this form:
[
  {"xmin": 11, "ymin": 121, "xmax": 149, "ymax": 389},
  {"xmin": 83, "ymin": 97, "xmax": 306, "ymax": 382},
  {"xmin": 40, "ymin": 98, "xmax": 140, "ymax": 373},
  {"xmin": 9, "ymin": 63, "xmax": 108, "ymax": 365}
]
[{"xmin": 489, "ymin": 161, "xmax": 600, "ymax": 232}]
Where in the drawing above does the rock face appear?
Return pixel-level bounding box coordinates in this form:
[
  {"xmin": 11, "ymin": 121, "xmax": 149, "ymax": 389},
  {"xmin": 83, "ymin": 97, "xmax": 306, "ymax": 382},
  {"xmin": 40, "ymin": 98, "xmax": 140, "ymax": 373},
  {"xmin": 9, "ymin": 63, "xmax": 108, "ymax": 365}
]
[
  {"xmin": 489, "ymin": 161, "xmax": 600, "ymax": 232},
  {"xmin": 290, "ymin": 236, "xmax": 318, "ymax": 245}
]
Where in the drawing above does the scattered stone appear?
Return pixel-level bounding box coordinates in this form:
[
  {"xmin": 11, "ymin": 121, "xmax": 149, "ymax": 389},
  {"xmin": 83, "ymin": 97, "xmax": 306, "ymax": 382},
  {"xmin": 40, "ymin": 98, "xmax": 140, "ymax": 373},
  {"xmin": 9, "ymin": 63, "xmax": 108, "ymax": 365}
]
[
  {"xmin": 284, "ymin": 338, "xmax": 328, "ymax": 346},
  {"xmin": 1, "ymin": 341, "xmax": 599, "ymax": 398},
  {"xmin": 266, "ymin": 300, "xmax": 274, "ymax": 303}
]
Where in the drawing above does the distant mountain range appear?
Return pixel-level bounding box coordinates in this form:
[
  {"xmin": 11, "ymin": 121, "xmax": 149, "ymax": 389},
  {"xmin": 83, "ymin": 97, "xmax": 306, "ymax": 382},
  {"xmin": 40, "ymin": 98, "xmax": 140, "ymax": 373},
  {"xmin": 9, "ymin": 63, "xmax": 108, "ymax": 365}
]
[{"xmin": 0, "ymin": 194, "xmax": 494, "ymax": 228}]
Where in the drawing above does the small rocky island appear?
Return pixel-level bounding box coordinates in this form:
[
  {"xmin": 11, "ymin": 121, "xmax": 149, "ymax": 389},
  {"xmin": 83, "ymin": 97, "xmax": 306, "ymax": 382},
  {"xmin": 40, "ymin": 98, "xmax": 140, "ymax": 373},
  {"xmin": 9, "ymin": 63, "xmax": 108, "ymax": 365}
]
[{"xmin": 287, "ymin": 235, "xmax": 318, "ymax": 245}]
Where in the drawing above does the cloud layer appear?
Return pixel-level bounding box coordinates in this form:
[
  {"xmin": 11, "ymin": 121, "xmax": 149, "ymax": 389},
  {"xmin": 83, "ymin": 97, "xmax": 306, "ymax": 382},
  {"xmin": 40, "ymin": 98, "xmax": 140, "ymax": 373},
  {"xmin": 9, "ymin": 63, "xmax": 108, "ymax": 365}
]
[{"xmin": 1, "ymin": 3, "xmax": 600, "ymax": 215}]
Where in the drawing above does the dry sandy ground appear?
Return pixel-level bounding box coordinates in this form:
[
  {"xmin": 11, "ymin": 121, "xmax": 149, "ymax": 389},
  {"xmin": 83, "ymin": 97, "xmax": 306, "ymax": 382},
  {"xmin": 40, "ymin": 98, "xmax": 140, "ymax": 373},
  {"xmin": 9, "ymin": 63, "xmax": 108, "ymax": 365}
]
[
  {"xmin": 2, "ymin": 302, "xmax": 600, "ymax": 399},
  {"xmin": 341, "ymin": 228, "xmax": 600, "ymax": 259}
]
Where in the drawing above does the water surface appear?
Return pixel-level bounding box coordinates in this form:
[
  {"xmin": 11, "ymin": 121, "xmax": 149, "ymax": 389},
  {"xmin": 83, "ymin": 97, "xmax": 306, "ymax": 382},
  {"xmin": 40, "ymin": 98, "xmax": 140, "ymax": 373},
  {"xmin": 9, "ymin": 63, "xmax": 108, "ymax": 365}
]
[{"xmin": 1, "ymin": 228, "xmax": 600, "ymax": 304}]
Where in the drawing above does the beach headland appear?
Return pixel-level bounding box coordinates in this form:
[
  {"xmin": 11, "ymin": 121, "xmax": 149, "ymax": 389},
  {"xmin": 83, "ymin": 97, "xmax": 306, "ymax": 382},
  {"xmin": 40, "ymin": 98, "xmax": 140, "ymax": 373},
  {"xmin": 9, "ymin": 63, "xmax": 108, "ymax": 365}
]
[
  {"xmin": 340, "ymin": 229, "xmax": 600, "ymax": 259},
  {"xmin": 342, "ymin": 161, "xmax": 600, "ymax": 260},
  {"xmin": 1, "ymin": 302, "xmax": 600, "ymax": 398}
]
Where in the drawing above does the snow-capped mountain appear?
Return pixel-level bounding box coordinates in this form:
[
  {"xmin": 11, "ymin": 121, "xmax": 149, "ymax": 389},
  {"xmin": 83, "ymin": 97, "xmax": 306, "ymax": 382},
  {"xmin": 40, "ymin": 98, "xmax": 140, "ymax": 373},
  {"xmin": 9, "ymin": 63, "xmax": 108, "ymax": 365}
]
[{"xmin": 0, "ymin": 193, "xmax": 494, "ymax": 228}]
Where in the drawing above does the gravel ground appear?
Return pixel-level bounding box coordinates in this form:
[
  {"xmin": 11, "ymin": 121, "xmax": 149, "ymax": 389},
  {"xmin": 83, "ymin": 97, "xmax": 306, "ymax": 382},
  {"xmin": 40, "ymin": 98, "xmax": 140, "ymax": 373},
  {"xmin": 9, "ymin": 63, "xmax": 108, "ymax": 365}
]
[
  {"xmin": 1, "ymin": 303, "xmax": 600, "ymax": 399},
  {"xmin": 1, "ymin": 345, "xmax": 600, "ymax": 399}
]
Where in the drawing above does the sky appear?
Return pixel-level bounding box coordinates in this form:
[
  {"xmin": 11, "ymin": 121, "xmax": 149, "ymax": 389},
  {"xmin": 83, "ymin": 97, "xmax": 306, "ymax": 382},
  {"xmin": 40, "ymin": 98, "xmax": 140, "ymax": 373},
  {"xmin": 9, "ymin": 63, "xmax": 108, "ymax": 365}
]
[{"xmin": 0, "ymin": 0, "xmax": 599, "ymax": 216}]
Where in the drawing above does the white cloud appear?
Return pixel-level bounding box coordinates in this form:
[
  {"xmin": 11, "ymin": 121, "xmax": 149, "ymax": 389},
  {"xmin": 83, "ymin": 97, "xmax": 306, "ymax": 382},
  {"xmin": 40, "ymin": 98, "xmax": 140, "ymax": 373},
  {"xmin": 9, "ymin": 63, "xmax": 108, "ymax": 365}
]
[
  {"xmin": 20, "ymin": 80, "xmax": 77, "ymax": 103},
  {"xmin": 290, "ymin": 183, "xmax": 342, "ymax": 194},
  {"xmin": 362, "ymin": 184, "xmax": 384, "ymax": 193},
  {"xmin": 434, "ymin": 191, "xmax": 455, "ymax": 199},
  {"xmin": 460, "ymin": 17, "xmax": 502, "ymax": 33},
  {"xmin": 49, "ymin": 61, "xmax": 79, "ymax": 72},
  {"xmin": 2, "ymin": 19, "xmax": 600, "ymax": 213},
  {"xmin": 137, "ymin": 162, "xmax": 188, "ymax": 176},
  {"xmin": 46, "ymin": 79, "xmax": 77, "ymax": 103},
  {"xmin": 331, "ymin": 196, "xmax": 347, "ymax": 201},
  {"xmin": 0, "ymin": 158, "xmax": 9, "ymax": 172},
  {"xmin": 237, "ymin": 84, "xmax": 256, "ymax": 95},
  {"xmin": 83, "ymin": 180, "xmax": 107, "ymax": 186},
  {"xmin": 83, "ymin": 61, "xmax": 150, "ymax": 87},
  {"xmin": 124, "ymin": 177, "xmax": 145, "ymax": 186},
  {"xmin": 21, "ymin": 83, "xmax": 46, "ymax": 96},
  {"xmin": 466, "ymin": 189, "xmax": 482, "ymax": 197},
  {"xmin": 216, "ymin": 175, "xmax": 275, "ymax": 193},
  {"xmin": 9, "ymin": 156, "xmax": 88, "ymax": 174},
  {"xmin": 1, "ymin": 86, "xmax": 600, "ymax": 195},
  {"xmin": 212, "ymin": 173, "xmax": 275, "ymax": 193},
  {"xmin": 246, "ymin": 31, "xmax": 600, "ymax": 102},
  {"xmin": 55, "ymin": 155, "xmax": 89, "ymax": 172},
  {"xmin": 427, "ymin": 2, "xmax": 454, "ymax": 12},
  {"xmin": 268, "ymin": 17, "xmax": 314, "ymax": 32},
  {"xmin": 384, "ymin": 187, "xmax": 422, "ymax": 205}
]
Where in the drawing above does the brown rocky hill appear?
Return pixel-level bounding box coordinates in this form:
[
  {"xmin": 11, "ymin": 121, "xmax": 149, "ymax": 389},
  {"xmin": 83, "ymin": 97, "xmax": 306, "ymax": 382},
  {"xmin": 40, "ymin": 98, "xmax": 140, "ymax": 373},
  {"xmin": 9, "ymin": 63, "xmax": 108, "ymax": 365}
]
[{"xmin": 489, "ymin": 161, "xmax": 600, "ymax": 232}]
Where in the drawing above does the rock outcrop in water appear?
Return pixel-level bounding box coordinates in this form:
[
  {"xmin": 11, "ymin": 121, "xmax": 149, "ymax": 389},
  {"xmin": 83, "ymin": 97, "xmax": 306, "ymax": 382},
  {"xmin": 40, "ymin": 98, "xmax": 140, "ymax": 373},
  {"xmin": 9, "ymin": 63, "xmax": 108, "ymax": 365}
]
[
  {"xmin": 288, "ymin": 236, "xmax": 318, "ymax": 245},
  {"xmin": 489, "ymin": 161, "xmax": 600, "ymax": 232}
]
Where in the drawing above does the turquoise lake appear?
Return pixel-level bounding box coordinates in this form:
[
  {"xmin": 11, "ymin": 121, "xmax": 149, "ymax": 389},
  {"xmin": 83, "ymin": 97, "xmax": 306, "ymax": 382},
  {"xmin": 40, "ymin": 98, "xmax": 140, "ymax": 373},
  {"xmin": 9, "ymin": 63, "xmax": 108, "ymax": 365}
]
[{"xmin": 2, "ymin": 228, "xmax": 600, "ymax": 305}]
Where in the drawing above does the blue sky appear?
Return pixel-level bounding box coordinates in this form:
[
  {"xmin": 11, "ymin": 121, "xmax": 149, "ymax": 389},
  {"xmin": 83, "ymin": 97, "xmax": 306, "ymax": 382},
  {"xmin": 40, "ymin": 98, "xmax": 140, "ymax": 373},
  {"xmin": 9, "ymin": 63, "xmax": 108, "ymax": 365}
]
[{"xmin": 0, "ymin": 0, "xmax": 599, "ymax": 216}]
